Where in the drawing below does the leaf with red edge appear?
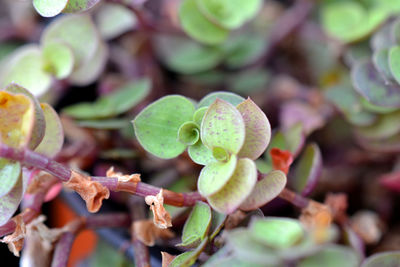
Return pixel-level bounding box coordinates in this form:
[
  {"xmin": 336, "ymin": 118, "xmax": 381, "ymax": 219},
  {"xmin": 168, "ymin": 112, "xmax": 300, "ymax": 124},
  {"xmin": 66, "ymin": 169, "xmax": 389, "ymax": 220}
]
[
  {"xmin": 236, "ymin": 98, "xmax": 271, "ymax": 160},
  {"xmin": 379, "ymin": 171, "xmax": 400, "ymax": 192},
  {"xmin": 270, "ymin": 148, "xmax": 293, "ymax": 175},
  {"xmin": 240, "ymin": 170, "xmax": 286, "ymax": 211}
]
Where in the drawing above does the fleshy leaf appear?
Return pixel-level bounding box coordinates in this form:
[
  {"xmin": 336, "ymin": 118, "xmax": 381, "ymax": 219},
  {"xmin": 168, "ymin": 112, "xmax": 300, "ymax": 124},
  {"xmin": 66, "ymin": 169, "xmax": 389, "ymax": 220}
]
[
  {"xmin": 284, "ymin": 123, "xmax": 305, "ymax": 157},
  {"xmin": 198, "ymin": 154, "xmax": 237, "ymax": 197},
  {"xmin": 0, "ymin": 169, "xmax": 28, "ymax": 226},
  {"xmin": 188, "ymin": 140, "xmax": 214, "ymax": 165},
  {"xmin": 33, "ymin": 0, "xmax": 68, "ymax": 17},
  {"xmin": 291, "ymin": 143, "xmax": 322, "ymax": 196},
  {"xmin": 196, "ymin": 0, "xmax": 262, "ymax": 29},
  {"xmin": 240, "ymin": 170, "xmax": 286, "ymax": 211},
  {"xmin": 389, "ymin": 46, "xmax": 400, "ymax": 85},
  {"xmin": 223, "ymin": 35, "xmax": 267, "ymax": 68},
  {"xmin": 0, "ymin": 91, "xmax": 34, "ymax": 147},
  {"xmin": 42, "ymin": 41, "xmax": 74, "ymax": 79},
  {"xmin": 355, "ymin": 110, "xmax": 400, "ymax": 140},
  {"xmin": 77, "ymin": 119, "xmax": 129, "ymax": 130},
  {"xmin": 209, "ymin": 210, "xmax": 226, "ymax": 240},
  {"xmin": 68, "ymin": 41, "xmax": 108, "ymax": 86},
  {"xmin": 298, "ymin": 245, "xmax": 359, "ymax": 267},
  {"xmin": 169, "ymin": 237, "xmax": 208, "ymax": 267},
  {"xmin": 198, "ymin": 91, "xmax": 245, "ymax": 108},
  {"xmin": 35, "ymin": 103, "xmax": 64, "ymax": 158},
  {"xmin": 62, "ymin": 0, "xmax": 101, "ymax": 13},
  {"xmin": 178, "ymin": 202, "xmax": 211, "ymax": 247},
  {"xmin": 178, "ymin": 121, "xmax": 200, "ymax": 146},
  {"xmin": 155, "ymin": 35, "xmax": 223, "ymax": 74},
  {"xmin": 193, "ymin": 107, "xmax": 208, "ymax": 125},
  {"xmin": 225, "ymin": 229, "xmax": 278, "ymax": 265},
  {"xmin": 207, "ymin": 158, "xmax": 257, "ymax": 214},
  {"xmin": 179, "ymin": 0, "xmax": 229, "ymax": 45},
  {"xmin": 361, "ymin": 251, "xmax": 400, "ymax": 267},
  {"xmin": 133, "ymin": 95, "xmax": 195, "ymax": 159},
  {"xmin": 4, "ymin": 83, "xmax": 46, "ymax": 150},
  {"xmin": 250, "ymin": 217, "xmax": 304, "ymax": 249},
  {"xmin": 373, "ymin": 49, "xmax": 392, "ymax": 81},
  {"xmin": 42, "ymin": 14, "xmax": 99, "ymax": 68},
  {"xmin": 95, "ymin": 3, "xmax": 136, "ymax": 40},
  {"xmin": 352, "ymin": 60, "xmax": 400, "ymax": 108},
  {"xmin": 0, "ymin": 45, "xmax": 51, "ymax": 97},
  {"xmin": 64, "ymin": 79, "xmax": 150, "ymax": 119},
  {"xmin": 236, "ymin": 98, "xmax": 271, "ymax": 160},
  {"xmin": 201, "ymin": 99, "xmax": 245, "ymax": 155},
  {"xmin": 0, "ymin": 159, "xmax": 21, "ymax": 198}
]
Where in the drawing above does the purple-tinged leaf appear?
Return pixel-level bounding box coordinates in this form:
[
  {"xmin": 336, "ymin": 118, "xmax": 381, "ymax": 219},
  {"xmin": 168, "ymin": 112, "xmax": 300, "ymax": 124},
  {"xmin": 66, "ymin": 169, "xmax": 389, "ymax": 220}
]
[
  {"xmin": 198, "ymin": 155, "xmax": 237, "ymax": 197},
  {"xmin": 201, "ymin": 99, "xmax": 245, "ymax": 155},
  {"xmin": 379, "ymin": 171, "xmax": 400, "ymax": 192},
  {"xmin": 280, "ymin": 101, "xmax": 325, "ymax": 136},
  {"xmin": 361, "ymin": 251, "xmax": 400, "ymax": 267},
  {"xmin": 207, "ymin": 158, "xmax": 257, "ymax": 214},
  {"xmin": 344, "ymin": 226, "xmax": 365, "ymax": 260},
  {"xmin": 290, "ymin": 143, "xmax": 322, "ymax": 196},
  {"xmin": 352, "ymin": 60, "xmax": 400, "ymax": 108},
  {"xmin": 356, "ymin": 132, "xmax": 400, "ymax": 153},
  {"xmin": 4, "ymin": 83, "xmax": 46, "ymax": 150},
  {"xmin": 236, "ymin": 98, "xmax": 271, "ymax": 160},
  {"xmin": 198, "ymin": 91, "xmax": 245, "ymax": 108},
  {"xmin": 240, "ymin": 170, "xmax": 286, "ymax": 211},
  {"xmin": 355, "ymin": 110, "xmax": 400, "ymax": 140},
  {"xmin": 35, "ymin": 103, "xmax": 64, "ymax": 158}
]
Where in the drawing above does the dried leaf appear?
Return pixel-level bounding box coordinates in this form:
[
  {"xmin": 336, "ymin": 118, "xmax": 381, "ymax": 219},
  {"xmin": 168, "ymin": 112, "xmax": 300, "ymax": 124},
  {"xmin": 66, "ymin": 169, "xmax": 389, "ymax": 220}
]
[
  {"xmin": 64, "ymin": 170, "xmax": 109, "ymax": 213},
  {"xmin": 324, "ymin": 193, "xmax": 348, "ymax": 223},
  {"xmin": 132, "ymin": 219, "xmax": 175, "ymax": 246},
  {"xmin": 270, "ymin": 148, "xmax": 293, "ymax": 175},
  {"xmin": 106, "ymin": 166, "xmax": 141, "ymax": 183},
  {"xmin": 350, "ymin": 211, "xmax": 384, "ymax": 245},
  {"xmin": 1, "ymin": 215, "xmax": 26, "ymax": 257},
  {"xmin": 145, "ymin": 189, "xmax": 172, "ymax": 229},
  {"xmin": 161, "ymin": 251, "xmax": 176, "ymax": 267},
  {"xmin": 300, "ymin": 200, "xmax": 332, "ymax": 243}
]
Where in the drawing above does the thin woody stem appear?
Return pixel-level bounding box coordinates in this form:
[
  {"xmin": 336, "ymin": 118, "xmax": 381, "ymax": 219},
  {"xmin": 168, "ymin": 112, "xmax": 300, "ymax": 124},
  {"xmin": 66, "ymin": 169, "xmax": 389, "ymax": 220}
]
[
  {"xmin": 278, "ymin": 188, "xmax": 309, "ymax": 209},
  {"xmin": 0, "ymin": 143, "xmax": 203, "ymax": 208}
]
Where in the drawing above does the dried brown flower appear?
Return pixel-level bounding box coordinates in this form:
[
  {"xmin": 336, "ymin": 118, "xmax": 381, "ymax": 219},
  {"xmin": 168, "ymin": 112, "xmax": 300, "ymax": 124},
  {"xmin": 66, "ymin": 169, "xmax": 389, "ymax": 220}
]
[
  {"xmin": 132, "ymin": 219, "xmax": 175, "ymax": 246},
  {"xmin": 106, "ymin": 166, "xmax": 141, "ymax": 183},
  {"xmin": 145, "ymin": 189, "xmax": 172, "ymax": 229},
  {"xmin": 1, "ymin": 215, "xmax": 26, "ymax": 257}
]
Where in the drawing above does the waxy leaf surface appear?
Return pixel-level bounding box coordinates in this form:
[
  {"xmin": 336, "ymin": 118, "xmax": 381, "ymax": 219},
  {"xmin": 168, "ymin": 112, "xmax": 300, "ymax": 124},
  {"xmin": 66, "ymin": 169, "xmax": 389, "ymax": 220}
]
[{"xmin": 179, "ymin": 202, "xmax": 211, "ymax": 247}]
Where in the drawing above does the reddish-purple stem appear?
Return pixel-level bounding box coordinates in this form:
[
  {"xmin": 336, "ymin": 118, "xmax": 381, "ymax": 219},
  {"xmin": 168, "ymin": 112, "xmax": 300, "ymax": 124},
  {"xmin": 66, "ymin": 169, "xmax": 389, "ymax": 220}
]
[{"xmin": 51, "ymin": 232, "xmax": 75, "ymax": 267}]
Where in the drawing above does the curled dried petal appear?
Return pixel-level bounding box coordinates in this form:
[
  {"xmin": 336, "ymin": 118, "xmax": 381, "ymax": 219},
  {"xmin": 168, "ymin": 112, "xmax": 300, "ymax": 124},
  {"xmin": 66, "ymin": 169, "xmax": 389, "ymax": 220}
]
[
  {"xmin": 161, "ymin": 251, "xmax": 176, "ymax": 267},
  {"xmin": 106, "ymin": 166, "xmax": 141, "ymax": 183},
  {"xmin": 26, "ymin": 171, "xmax": 58, "ymax": 195},
  {"xmin": 145, "ymin": 189, "xmax": 172, "ymax": 229},
  {"xmin": 1, "ymin": 215, "xmax": 26, "ymax": 257},
  {"xmin": 64, "ymin": 170, "xmax": 110, "ymax": 213},
  {"xmin": 270, "ymin": 148, "xmax": 293, "ymax": 175},
  {"xmin": 132, "ymin": 219, "xmax": 175, "ymax": 246}
]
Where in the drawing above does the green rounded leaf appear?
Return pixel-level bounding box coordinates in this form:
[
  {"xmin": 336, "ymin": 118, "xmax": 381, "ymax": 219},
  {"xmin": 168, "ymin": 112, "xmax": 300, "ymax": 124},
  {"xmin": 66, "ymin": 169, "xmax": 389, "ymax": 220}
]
[
  {"xmin": 201, "ymin": 99, "xmax": 245, "ymax": 154},
  {"xmin": 193, "ymin": 107, "xmax": 208, "ymax": 125},
  {"xmin": 95, "ymin": 3, "xmax": 136, "ymax": 40},
  {"xmin": 0, "ymin": 45, "xmax": 51, "ymax": 97},
  {"xmin": 64, "ymin": 79, "xmax": 150, "ymax": 119},
  {"xmin": 198, "ymin": 91, "xmax": 245, "ymax": 108},
  {"xmin": 62, "ymin": 0, "xmax": 101, "ymax": 13},
  {"xmin": 240, "ymin": 170, "xmax": 286, "ymax": 211},
  {"xmin": 35, "ymin": 103, "xmax": 64, "ymax": 158},
  {"xmin": 169, "ymin": 237, "xmax": 208, "ymax": 267},
  {"xmin": 355, "ymin": 110, "xmax": 400, "ymax": 139},
  {"xmin": 298, "ymin": 245, "xmax": 359, "ymax": 267},
  {"xmin": 362, "ymin": 251, "xmax": 400, "ymax": 267},
  {"xmin": 179, "ymin": 0, "xmax": 229, "ymax": 45},
  {"xmin": 236, "ymin": 98, "xmax": 271, "ymax": 160},
  {"xmin": 360, "ymin": 97, "xmax": 397, "ymax": 114},
  {"xmin": 352, "ymin": 60, "xmax": 400, "ymax": 108},
  {"xmin": 207, "ymin": 158, "xmax": 257, "ymax": 214},
  {"xmin": 223, "ymin": 35, "xmax": 267, "ymax": 68},
  {"xmin": 77, "ymin": 119, "xmax": 130, "ymax": 130},
  {"xmin": 133, "ymin": 95, "xmax": 195, "ymax": 159},
  {"xmin": 33, "ymin": 0, "xmax": 69, "ymax": 17},
  {"xmin": 155, "ymin": 35, "xmax": 223, "ymax": 74},
  {"xmin": 42, "ymin": 14, "xmax": 99, "ymax": 68},
  {"xmin": 178, "ymin": 201, "xmax": 211, "ymax": 247},
  {"xmin": 196, "ymin": 0, "xmax": 261, "ymax": 29},
  {"xmin": 198, "ymin": 154, "xmax": 237, "ymax": 197},
  {"xmin": 188, "ymin": 140, "xmax": 214, "ymax": 165},
  {"xmin": 4, "ymin": 83, "xmax": 46, "ymax": 150},
  {"xmin": 68, "ymin": 41, "xmax": 108, "ymax": 86},
  {"xmin": 250, "ymin": 217, "xmax": 304, "ymax": 249},
  {"xmin": 42, "ymin": 41, "xmax": 74, "ymax": 79},
  {"xmin": 373, "ymin": 49, "xmax": 392, "ymax": 81},
  {"xmin": 0, "ymin": 159, "xmax": 21, "ymax": 198},
  {"xmin": 389, "ymin": 46, "xmax": 400, "ymax": 85},
  {"xmin": 178, "ymin": 121, "xmax": 200, "ymax": 146},
  {"xmin": 291, "ymin": 143, "xmax": 322, "ymax": 196}
]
